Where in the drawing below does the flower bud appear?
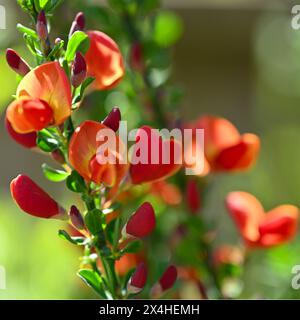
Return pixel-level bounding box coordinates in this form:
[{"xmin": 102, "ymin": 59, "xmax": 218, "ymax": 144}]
[
  {"xmin": 127, "ymin": 262, "xmax": 147, "ymax": 294},
  {"xmin": 69, "ymin": 12, "xmax": 85, "ymax": 38},
  {"xmin": 71, "ymin": 52, "xmax": 87, "ymax": 88},
  {"xmin": 151, "ymin": 265, "xmax": 177, "ymax": 297},
  {"xmin": 6, "ymin": 49, "xmax": 30, "ymax": 76},
  {"xmin": 10, "ymin": 174, "xmax": 66, "ymax": 220},
  {"xmin": 122, "ymin": 202, "xmax": 156, "ymax": 239},
  {"xmin": 69, "ymin": 205, "xmax": 85, "ymax": 230},
  {"xmin": 5, "ymin": 117, "xmax": 37, "ymax": 148},
  {"xmin": 51, "ymin": 149, "xmax": 65, "ymax": 164},
  {"xmin": 130, "ymin": 42, "xmax": 144, "ymax": 72},
  {"xmin": 102, "ymin": 107, "xmax": 121, "ymax": 132},
  {"xmin": 36, "ymin": 10, "xmax": 48, "ymax": 41},
  {"xmin": 186, "ymin": 179, "xmax": 201, "ymax": 213}
]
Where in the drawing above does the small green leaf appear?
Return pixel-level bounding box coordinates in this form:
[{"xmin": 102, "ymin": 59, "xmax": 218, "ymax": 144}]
[
  {"xmin": 85, "ymin": 209, "xmax": 103, "ymax": 236},
  {"xmin": 17, "ymin": 24, "xmax": 38, "ymax": 39},
  {"xmin": 66, "ymin": 170, "xmax": 86, "ymax": 193},
  {"xmin": 65, "ymin": 31, "xmax": 89, "ymax": 62},
  {"xmin": 106, "ymin": 218, "xmax": 121, "ymax": 247},
  {"xmin": 77, "ymin": 269, "xmax": 107, "ymax": 298},
  {"xmin": 37, "ymin": 129, "xmax": 60, "ymax": 152},
  {"xmin": 153, "ymin": 11, "xmax": 183, "ymax": 47},
  {"xmin": 58, "ymin": 230, "xmax": 87, "ymax": 245},
  {"xmin": 121, "ymin": 240, "xmax": 143, "ymax": 255},
  {"xmin": 42, "ymin": 163, "xmax": 69, "ymax": 182}
]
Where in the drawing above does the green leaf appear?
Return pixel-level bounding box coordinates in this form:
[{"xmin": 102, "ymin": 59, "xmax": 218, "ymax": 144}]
[
  {"xmin": 58, "ymin": 230, "xmax": 87, "ymax": 245},
  {"xmin": 17, "ymin": 24, "xmax": 38, "ymax": 39},
  {"xmin": 153, "ymin": 11, "xmax": 183, "ymax": 47},
  {"xmin": 121, "ymin": 240, "xmax": 143, "ymax": 255},
  {"xmin": 37, "ymin": 129, "xmax": 60, "ymax": 152},
  {"xmin": 77, "ymin": 269, "xmax": 107, "ymax": 298},
  {"xmin": 72, "ymin": 77, "xmax": 95, "ymax": 104},
  {"xmin": 42, "ymin": 164, "xmax": 69, "ymax": 182},
  {"xmin": 44, "ymin": 0, "xmax": 63, "ymax": 12},
  {"xmin": 66, "ymin": 170, "xmax": 86, "ymax": 193},
  {"xmin": 65, "ymin": 31, "xmax": 89, "ymax": 62},
  {"xmin": 106, "ymin": 217, "xmax": 121, "ymax": 247},
  {"xmin": 84, "ymin": 209, "xmax": 103, "ymax": 236}
]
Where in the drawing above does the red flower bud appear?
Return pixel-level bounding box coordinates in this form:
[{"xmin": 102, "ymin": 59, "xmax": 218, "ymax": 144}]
[
  {"xmin": 36, "ymin": 10, "xmax": 48, "ymax": 41},
  {"xmin": 71, "ymin": 52, "xmax": 87, "ymax": 88},
  {"xmin": 151, "ymin": 265, "xmax": 177, "ymax": 297},
  {"xmin": 186, "ymin": 179, "xmax": 201, "ymax": 214},
  {"xmin": 123, "ymin": 202, "xmax": 156, "ymax": 238},
  {"xmin": 5, "ymin": 117, "xmax": 37, "ymax": 148},
  {"xmin": 6, "ymin": 49, "xmax": 30, "ymax": 77},
  {"xmin": 69, "ymin": 12, "xmax": 85, "ymax": 38},
  {"xmin": 51, "ymin": 149, "xmax": 65, "ymax": 164},
  {"xmin": 102, "ymin": 107, "xmax": 121, "ymax": 132},
  {"xmin": 69, "ymin": 205, "xmax": 85, "ymax": 230},
  {"xmin": 159, "ymin": 265, "xmax": 177, "ymax": 291},
  {"xmin": 130, "ymin": 42, "xmax": 144, "ymax": 72},
  {"xmin": 10, "ymin": 175, "xmax": 66, "ymax": 220},
  {"xmin": 127, "ymin": 262, "xmax": 147, "ymax": 294}
]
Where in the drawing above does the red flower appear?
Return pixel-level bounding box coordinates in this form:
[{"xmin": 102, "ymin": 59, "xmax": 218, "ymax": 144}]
[
  {"xmin": 10, "ymin": 174, "xmax": 66, "ymax": 219},
  {"xmin": 130, "ymin": 126, "xmax": 182, "ymax": 184},
  {"xmin": 127, "ymin": 262, "xmax": 148, "ymax": 294},
  {"xmin": 5, "ymin": 116, "xmax": 37, "ymax": 148},
  {"xmin": 71, "ymin": 52, "xmax": 87, "ymax": 88},
  {"xmin": 186, "ymin": 116, "xmax": 260, "ymax": 173},
  {"xmin": 69, "ymin": 120, "xmax": 128, "ymax": 187},
  {"xmin": 123, "ymin": 202, "xmax": 156, "ymax": 238},
  {"xmin": 151, "ymin": 265, "xmax": 177, "ymax": 297},
  {"xmin": 85, "ymin": 31, "xmax": 125, "ymax": 90},
  {"xmin": 226, "ymin": 191, "xmax": 299, "ymax": 247},
  {"xmin": 6, "ymin": 62, "xmax": 72, "ymax": 133},
  {"xmin": 150, "ymin": 180, "xmax": 182, "ymax": 206}
]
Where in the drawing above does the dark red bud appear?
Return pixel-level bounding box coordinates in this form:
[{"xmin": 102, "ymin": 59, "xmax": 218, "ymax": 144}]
[
  {"xmin": 69, "ymin": 12, "xmax": 85, "ymax": 38},
  {"xmin": 71, "ymin": 52, "xmax": 87, "ymax": 87},
  {"xmin": 123, "ymin": 202, "xmax": 156, "ymax": 239},
  {"xmin": 159, "ymin": 265, "xmax": 177, "ymax": 291},
  {"xmin": 130, "ymin": 42, "xmax": 144, "ymax": 72},
  {"xmin": 186, "ymin": 179, "xmax": 201, "ymax": 214},
  {"xmin": 69, "ymin": 205, "xmax": 85, "ymax": 230},
  {"xmin": 6, "ymin": 49, "xmax": 30, "ymax": 76},
  {"xmin": 127, "ymin": 262, "xmax": 147, "ymax": 294},
  {"xmin": 36, "ymin": 10, "xmax": 48, "ymax": 41},
  {"xmin": 51, "ymin": 149, "xmax": 65, "ymax": 164},
  {"xmin": 5, "ymin": 117, "xmax": 37, "ymax": 148},
  {"xmin": 102, "ymin": 107, "xmax": 121, "ymax": 132}
]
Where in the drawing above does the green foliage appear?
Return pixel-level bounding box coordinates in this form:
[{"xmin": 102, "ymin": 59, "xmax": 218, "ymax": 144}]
[
  {"xmin": 121, "ymin": 240, "xmax": 143, "ymax": 255},
  {"xmin": 42, "ymin": 164, "xmax": 69, "ymax": 182},
  {"xmin": 153, "ymin": 11, "xmax": 183, "ymax": 47},
  {"xmin": 58, "ymin": 230, "xmax": 87, "ymax": 245},
  {"xmin": 65, "ymin": 31, "xmax": 90, "ymax": 62},
  {"xmin": 37, "ymin": 129, "xmax": 60, "ymax": 152},
  {"xmin": 84, "ymin": 209, "xmax": 104, "ymax": 236},
  {"xmin": 77, "ymin": 269, "xmax": 107, "ymax": 298},
  {"xmin": 66, "ymin": 170, "xmax": 86, "ymax": 193}
]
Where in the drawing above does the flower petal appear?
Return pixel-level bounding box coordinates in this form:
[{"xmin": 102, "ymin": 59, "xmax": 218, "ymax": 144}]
[
  {"xmin": 6, "ymin": 98, "xmax": 53, "ymax": 133},
  {"xmin": 16, "ymin": 61, "xmax": 71, "ymax": 125},
  {"xmin": 226, "ymin": 191, "xmax": 265, "ymax": 242},
  {"xmin": 86, "ymin": 31, "xmax": 125, "ymax": 90}
]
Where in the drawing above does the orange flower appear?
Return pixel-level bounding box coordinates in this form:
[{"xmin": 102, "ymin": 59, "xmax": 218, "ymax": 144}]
[
  {"xmin": 186, "ymin": 116, "xmax": 260, "ymax": 173},
  {"xmin": 150, "ymin": 180, "xmax": 182, "ymax": 206},
  {"xmin": 85, "ymin": 31, "xmax": 125, "ymax": 90},
  {"xmin": 213, "ymin": 245, "xmax": 244, "ymax": 266},
  {"xmin": 6, "ymin": 62, "xmax": 71, "ymax": 133},
  {"xmin": 226, "ymin": 191, "xmax": 299, "ymax": 248},
  {"xmin": 69, "ymin": 120, "xmax": 128, "ymax": 187}
]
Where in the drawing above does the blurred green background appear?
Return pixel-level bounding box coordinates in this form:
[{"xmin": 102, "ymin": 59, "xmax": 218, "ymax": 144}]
[{"xmin": 1, "ymin": 0, "xmax": 300, "ymax": 299}]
